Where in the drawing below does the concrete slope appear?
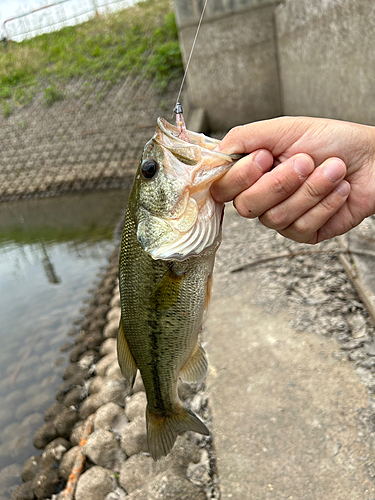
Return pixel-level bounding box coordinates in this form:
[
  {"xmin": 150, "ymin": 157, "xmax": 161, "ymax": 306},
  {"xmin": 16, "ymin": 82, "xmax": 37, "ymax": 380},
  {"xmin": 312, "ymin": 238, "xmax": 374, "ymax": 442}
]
[{"xmin": 206, "ymin": 206, "xmax": 375, "ymax": 500}]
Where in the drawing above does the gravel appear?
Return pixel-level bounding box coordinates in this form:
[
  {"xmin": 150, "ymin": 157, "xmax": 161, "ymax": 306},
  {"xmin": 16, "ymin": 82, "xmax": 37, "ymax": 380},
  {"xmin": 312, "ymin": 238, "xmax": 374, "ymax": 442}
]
[
  {"xmin": 84, "ymin": 429, "xmax": 125, "ymax": 470},
  {"xmin": 21, "ymin": 455, "xmax": 42, "ymax": 482},
  {"xmin": 59, "ymin": 446, "xmax": 79, "ymax": 480},
  {"xmin": 33, "ymin": 422, "xmax": 58, "ymax": 449},
  {"xmin": 120, "ymin": 417, "xmax": 148, "ymax": 457},
  {"xmin": 94, "ymin": 402, "xmax": 128, "ymax": 432}
]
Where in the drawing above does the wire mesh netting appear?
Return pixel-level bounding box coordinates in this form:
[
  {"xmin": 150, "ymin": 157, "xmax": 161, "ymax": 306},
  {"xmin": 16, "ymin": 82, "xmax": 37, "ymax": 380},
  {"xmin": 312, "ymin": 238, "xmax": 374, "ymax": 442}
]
[
  {"xmin": 0, "ymin": 0, "xmax": 183, "ymax": 202},
  {"xmin": 0, "ymin": 77, "xmax": 179, "ymax": 201}
]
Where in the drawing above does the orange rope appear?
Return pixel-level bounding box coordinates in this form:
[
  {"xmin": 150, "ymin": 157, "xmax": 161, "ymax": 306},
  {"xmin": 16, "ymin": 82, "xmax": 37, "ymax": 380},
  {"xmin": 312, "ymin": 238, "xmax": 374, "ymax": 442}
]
[{"xmin": 59, "ymin": 415, "xmax": 94, "ymax": 499}]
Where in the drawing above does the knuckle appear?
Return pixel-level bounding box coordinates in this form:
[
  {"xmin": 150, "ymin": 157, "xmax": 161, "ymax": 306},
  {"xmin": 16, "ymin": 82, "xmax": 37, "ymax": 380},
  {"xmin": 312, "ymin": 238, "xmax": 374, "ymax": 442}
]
[
  {"xmin": 226, "ymin": 125, "xmax": 245, "ymax": 142},
  {"xmin": 234, "ymin": 196, "xmax": 254, "ymax": 218},
  {"xmin": 237, "ymin": 205, "xmax": 252, "ymax": 219},
  {"xmin": 232, "ymin": 164, "xmax": 254, "ymax": 188},
  {"xmin": 260, "ymin": 208, "xmax": 288, "ymax": 230},
  {"xmin": 293, "ymin": 234, "xmax": 315, "ymax": 244},
  {"xmin": 290, "ymin": 219, "xmax": 313, "ymax": 242},
  {"xmin": 271, "ymin": 173, "xmax": 295, "ymax": 198},
  {"xmin": 319, "ymin": 194, "xmax": 340, "ymax": 213},
  {"xmin": 303, "ymin": 180, "xmax": 322, "ymax": 200},
  {"xmin": 210, "ymin": 185, "xmax": 225, "ymax": 203}
]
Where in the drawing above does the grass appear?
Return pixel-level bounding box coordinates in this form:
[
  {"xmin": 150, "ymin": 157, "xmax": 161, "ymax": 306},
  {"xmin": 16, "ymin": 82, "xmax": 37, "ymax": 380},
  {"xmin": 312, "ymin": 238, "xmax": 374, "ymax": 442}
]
[
  {"xmin": 0, "ymin": 0, "xmax": 183, "ymax": 116},
  {"xmin": 0, "ymin": 224, "xmax": 115, "ymax": 245},
  {"xmin": 43, "ymin": 83, "xmax": 65, "ymax": 106}
]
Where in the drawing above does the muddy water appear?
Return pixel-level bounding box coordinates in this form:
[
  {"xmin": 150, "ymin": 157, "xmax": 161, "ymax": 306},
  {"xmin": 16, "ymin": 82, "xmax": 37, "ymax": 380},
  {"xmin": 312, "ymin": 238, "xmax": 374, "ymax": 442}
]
[{"xmin": 0, "ymin": 189, "xmax": 129, "ymax": 496}]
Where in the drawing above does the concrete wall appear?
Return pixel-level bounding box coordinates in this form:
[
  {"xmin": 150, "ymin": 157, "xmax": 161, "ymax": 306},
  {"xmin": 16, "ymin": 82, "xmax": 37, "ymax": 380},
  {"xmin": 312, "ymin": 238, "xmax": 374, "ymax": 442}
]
[
  {"xmin": 174, "ymin": 0, "xmax": 282, "ymax": 131},
  {"xmin": 275, "ymin": 0, "xmax": 375, "ymax": 125},
  {"xmin": 175, "ymin": 0, "xmax": 375, "ymax": 131},
  {"xmin": 174, "ymin": 0, "xmax": 278, "ymax": 26}
]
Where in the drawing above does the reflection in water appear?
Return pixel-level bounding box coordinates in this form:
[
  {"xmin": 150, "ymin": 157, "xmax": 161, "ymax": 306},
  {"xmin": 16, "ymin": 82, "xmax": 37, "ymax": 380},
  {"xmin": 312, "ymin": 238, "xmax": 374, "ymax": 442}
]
[
  {"xmin": 40, "ymin": 243, "xmax": 61, "ymax": 284},
  {"xmin": 0, "ymin": 189, "xmax": 129, "ymax": 497}
]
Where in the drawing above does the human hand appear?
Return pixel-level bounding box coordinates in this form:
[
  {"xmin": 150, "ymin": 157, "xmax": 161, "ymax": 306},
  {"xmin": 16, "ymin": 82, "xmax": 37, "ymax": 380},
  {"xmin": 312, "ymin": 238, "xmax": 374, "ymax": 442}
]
[{"xmin": 211, "ymin": 117, "xmax": 375, "ymax": 243}]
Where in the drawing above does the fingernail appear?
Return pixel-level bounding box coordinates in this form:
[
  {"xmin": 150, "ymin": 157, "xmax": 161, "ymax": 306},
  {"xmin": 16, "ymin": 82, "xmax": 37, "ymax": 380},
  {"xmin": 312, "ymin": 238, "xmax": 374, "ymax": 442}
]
[
  {"xmin": 323, "ymin": 160, "xmax": 345, "ymax": 182},
  {"xmin": 335, "ymin": 180, "xmax": 350, "ymax": 197},
  {"xmin": 217, "ymin": 142, "xmax": 235, "ymax": 155},
  {"xmin": 293, "ymin": 156, "xmax": 313, "ymax": 177},
  {"xmin": 254, "ymin": 150, "xmax": 271, "ymax": 172}
]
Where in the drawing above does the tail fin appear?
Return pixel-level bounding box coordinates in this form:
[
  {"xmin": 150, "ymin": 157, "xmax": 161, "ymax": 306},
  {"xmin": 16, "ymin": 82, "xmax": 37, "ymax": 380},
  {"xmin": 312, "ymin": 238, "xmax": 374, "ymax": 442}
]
[{"xmin": 146, "ymin": 404, "xmax": 209, "ymax": 461}]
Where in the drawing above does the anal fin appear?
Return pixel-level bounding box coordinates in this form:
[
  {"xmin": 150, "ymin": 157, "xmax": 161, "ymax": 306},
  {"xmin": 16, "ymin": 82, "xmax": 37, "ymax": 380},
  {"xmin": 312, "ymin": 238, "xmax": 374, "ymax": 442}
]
[
  {"xmin": 117, "ymin": 318, "xmax": 138, "ymax": 387},
  {"xmin": 180, "ymin": 341, "xmax": 208, "ymax": 384}
]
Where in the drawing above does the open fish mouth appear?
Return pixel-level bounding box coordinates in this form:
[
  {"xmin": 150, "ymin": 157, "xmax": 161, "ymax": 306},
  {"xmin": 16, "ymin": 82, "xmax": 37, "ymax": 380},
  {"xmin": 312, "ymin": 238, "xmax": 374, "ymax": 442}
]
[
  {"xmin": 137, "ymin": 118, "xmax": 238, "ymax": 262},
  {"xmin": 156, "ymin": 117, "xmax": 242, "ymax": 187}
]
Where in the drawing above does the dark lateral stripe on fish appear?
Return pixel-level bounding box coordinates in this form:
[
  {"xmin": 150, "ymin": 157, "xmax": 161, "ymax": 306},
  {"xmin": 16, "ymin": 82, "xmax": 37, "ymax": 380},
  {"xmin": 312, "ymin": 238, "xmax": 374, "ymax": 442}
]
[{"xmin": 147, "ymin": 310, "xmax": 166, "ymax": 415}]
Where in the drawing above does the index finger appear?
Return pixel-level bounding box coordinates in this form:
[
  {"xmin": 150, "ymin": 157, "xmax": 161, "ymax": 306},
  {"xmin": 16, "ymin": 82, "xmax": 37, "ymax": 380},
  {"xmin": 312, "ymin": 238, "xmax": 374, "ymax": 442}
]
[
  {"xmin": 218, "ymin": 117, "xmax": 315, "ymax": 157},
  {"xmin": 211, "ymin": 149, "xmax": 273, "ymax": 203}
]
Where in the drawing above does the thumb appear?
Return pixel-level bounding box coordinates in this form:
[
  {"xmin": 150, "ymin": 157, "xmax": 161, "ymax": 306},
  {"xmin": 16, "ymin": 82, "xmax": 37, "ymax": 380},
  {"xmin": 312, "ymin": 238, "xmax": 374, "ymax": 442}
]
[{"xmin": 218, "ymin": 116, "xmax": 313, "ymax": 157}]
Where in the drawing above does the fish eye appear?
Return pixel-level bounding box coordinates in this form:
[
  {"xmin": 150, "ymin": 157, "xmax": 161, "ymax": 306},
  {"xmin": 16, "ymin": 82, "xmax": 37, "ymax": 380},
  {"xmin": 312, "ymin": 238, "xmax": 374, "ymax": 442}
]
[{"xmin": 141, "ymin": 159, "xmax": 158, "ymax": 180}]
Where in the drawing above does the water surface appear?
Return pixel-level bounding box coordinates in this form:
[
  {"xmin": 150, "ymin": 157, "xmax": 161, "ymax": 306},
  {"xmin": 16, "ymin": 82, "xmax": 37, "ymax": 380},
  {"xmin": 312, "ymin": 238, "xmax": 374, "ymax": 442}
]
[{"xmin": 0, "ymin": 189, "xmax": 128, "ymax": 497}]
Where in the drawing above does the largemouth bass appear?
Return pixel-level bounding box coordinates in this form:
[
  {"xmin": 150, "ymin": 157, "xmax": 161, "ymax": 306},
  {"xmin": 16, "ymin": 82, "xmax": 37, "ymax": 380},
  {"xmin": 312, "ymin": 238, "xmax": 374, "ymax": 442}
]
[{"xmin": 118, "ymin": 117, "xmax": 236, "ymax": 460}]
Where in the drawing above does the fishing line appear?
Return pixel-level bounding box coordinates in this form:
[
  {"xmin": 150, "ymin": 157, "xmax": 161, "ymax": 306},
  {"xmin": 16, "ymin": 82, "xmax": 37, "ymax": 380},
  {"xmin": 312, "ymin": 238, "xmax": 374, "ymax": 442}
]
[{"xmin": 175, "ymin": 0, "xmax": 209, "ymax": 107}]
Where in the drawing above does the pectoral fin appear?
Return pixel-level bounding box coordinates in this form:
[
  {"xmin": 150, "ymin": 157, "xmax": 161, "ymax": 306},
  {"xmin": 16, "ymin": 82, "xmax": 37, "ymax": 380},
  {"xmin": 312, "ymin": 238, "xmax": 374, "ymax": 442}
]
[
  {"xmin": 150, "ymin": 265, "xmax": 184, "ymax": 311},
  {"xmin": 180, "ymin": 341, "xmax": 208, "ymax": 384},
  {"xmin": 117, "ymin": 318, "xmax": 138, "ymax": 387}
]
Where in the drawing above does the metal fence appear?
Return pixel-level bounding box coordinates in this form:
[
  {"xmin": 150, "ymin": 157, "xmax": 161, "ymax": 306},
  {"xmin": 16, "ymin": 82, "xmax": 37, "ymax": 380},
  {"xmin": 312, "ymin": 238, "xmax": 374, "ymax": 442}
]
[{"xmin": 3, "ymin": 0, "xmax": 137, "ymax": 42}]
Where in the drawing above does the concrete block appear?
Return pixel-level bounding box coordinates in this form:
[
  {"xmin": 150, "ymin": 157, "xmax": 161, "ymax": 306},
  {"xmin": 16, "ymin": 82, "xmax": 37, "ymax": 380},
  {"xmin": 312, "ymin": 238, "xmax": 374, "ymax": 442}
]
[
  {"xmin": 176, "ymin": 3, "xmax": 282, "ymax": 131},
  {"xmin": 174, "ymin": 0, "xmax": 279, "ymax": 28},
  {"xmin": 187, "ymin": 107, "xmax": 209, "ymax": 134},
  {"xmin": 275, "ymin": 0, "xmax": 375, "ymax": 125}
]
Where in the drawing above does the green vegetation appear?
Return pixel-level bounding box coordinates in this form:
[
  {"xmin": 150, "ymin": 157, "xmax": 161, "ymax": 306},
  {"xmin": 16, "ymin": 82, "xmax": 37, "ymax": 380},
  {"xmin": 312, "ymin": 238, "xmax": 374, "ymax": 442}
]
[
  {"xmin": 0, "ymin": 0, "xmax": 183, "ymax": 116},
  {"xmin": 2, "ymin": 101, "xmax": 13, "ymax": 117},
  {"xmin": 43, "ymin": 83, "xmax": 65, "ymax": 106},
  {"xmin": 0, "ymin": 223, "xmax": 114, "ymax": 246}
]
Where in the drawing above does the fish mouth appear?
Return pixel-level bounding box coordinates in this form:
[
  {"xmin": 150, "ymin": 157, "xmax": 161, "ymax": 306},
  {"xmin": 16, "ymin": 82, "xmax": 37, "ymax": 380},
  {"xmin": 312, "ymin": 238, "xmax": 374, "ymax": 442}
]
[
  {"xmin": 137, "ymin": 118, "xmax": 238, "ymax": 262},
  {"xmin": 156, "ymin": 117, "xmax": 243, "ymax": 160},
  {"xmin": 155, "ymin": 117, "xmax": 239, "ymax": 191},
  {"xmin": 156, "ymin": 117, "xmax": 221, "ymax": 151}
]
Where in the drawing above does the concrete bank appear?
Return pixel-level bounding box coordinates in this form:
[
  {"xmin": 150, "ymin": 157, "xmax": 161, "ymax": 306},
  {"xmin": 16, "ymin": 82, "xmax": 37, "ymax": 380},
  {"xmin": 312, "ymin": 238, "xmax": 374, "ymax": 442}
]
[
  {"xmin": 206, "ymin": 206, "xmax": 375, "ymax": 500},
  {"xmin": 0, "ymin": 77, "xmax": 179, "ymax": 203},
  {"xmin": 174, "ymin": 0, "xmax": 375, "ymax": 129}
]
